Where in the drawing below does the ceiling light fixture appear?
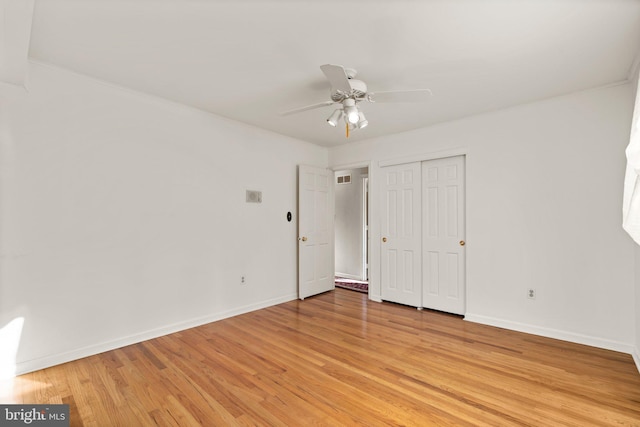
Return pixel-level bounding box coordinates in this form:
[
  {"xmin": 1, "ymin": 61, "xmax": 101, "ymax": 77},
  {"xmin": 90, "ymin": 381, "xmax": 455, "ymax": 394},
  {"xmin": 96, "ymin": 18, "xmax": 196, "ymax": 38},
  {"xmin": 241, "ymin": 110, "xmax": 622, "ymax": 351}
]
[
  {"xmin": 346, "ymin": 108, "xmax": 360, "ymax": 124},
  {"xmin": 326, "ymin": 109, "xmax": 343, "ymax": 127},
  {"xmin": 324, "ymin": 98, "xmax": 369, "ymax": 133},
  {"xmin": 343, "ymin": 99, "xmax": 360, "ymax": 125},
  {"xmin": 281, "ymin": 64, "xmax": 432, "ymax": 139},
  {"xmin": 357, "ymin": 112, "xmax": 368, "ymax": 129}
]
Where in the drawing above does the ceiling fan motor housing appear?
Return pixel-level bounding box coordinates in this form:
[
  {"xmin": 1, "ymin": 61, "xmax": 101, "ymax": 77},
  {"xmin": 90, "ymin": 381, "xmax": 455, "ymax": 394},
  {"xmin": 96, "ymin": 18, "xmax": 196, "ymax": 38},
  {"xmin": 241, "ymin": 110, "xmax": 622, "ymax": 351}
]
[
  {"xmin": 331, "ymin": 78, "xmax": 368, "ymax": 102},
  {"xmin": 348, "ymin": 79, "xmax": 367, "ymax": 98}
]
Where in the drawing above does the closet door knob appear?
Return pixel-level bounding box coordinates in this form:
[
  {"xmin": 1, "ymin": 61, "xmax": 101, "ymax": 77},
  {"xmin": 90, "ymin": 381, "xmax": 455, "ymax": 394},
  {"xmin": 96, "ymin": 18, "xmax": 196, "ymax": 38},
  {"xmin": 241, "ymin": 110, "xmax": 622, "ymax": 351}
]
[
  {"xmin": 300, "ymin": 236, "xmax": 308, "ymax": 242},
  {"xmin": 459, "ymin": 240, "xmax": 465, "ymax": 246},
  {"xmin": 382, "ymin": 237, "xmax": 387, "ymax": 243}
]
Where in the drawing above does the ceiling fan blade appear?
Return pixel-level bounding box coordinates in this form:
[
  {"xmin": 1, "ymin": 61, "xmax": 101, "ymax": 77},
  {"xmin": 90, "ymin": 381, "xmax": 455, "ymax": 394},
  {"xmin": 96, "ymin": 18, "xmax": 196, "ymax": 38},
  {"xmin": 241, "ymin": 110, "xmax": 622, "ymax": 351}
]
[
  {"xmin": 368, "ymin": 89, "xmax": 432, "ymax": 103},
  {"xmin": 280, "ymin": 100, "xmax": 336, "ymax": 116},
  {"xmin": 320, "ymin": 64, "xmax": 352, "ymax": 94}
]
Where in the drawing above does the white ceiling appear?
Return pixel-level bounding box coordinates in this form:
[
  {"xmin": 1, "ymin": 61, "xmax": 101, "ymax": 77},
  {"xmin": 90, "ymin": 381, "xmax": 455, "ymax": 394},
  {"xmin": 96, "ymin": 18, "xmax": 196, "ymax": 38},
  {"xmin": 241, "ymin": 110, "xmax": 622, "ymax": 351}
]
[{"xmin": 27, "ymin": 0, "xmax": 640, "ymax": 147}]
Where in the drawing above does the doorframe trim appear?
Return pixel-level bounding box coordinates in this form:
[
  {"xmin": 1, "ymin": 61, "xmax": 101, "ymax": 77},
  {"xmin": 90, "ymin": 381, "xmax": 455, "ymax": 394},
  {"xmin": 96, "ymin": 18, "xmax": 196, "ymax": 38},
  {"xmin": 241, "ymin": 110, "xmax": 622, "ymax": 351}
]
[
  {"xmin": 332, "ymin": 161, "xmax": 374, "ymax": 171},
  {"xmin": 362, "ymin": 175, "xmax": 369, "ymax": 282},
  {"xmin": 379, "ymin": 147, "xmax": 469, "ymax": 168},
  {"xmin": 331, "ymin": 161, "xmax": 373, "ymax": 296}
]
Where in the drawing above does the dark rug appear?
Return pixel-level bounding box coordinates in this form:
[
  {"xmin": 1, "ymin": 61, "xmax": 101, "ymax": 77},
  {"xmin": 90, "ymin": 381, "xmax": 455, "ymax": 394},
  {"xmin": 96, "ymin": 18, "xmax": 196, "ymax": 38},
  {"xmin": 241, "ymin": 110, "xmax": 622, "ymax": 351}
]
[{"xmin": 335, "ymin": 277, "xmax": 368, "ymax": 293}]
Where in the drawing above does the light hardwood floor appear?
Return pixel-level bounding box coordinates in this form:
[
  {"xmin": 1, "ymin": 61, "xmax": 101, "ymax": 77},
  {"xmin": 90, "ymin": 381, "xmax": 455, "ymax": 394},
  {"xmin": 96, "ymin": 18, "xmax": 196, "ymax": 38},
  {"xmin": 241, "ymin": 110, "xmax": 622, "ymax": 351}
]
[{"xmin": 2, "ymin": 288, "xmax": 640, "ymax": 426}]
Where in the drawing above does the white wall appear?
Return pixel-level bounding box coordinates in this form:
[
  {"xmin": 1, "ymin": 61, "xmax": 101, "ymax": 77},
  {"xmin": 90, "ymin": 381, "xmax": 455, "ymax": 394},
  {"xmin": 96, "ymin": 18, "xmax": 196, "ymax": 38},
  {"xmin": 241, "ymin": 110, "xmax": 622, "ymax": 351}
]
[
  {"xmin": 0, "ymin": 62, "xmax": 327, "ymax": 375},
  {"xmin": 0, "ymin": 60, "xmax": 636, "ymax": 375},
  {"xmin": 330, "ymin": 83, "xmax": 637, "ymax": 353},
  {"xmin": 334, "ymin": 167, "xmax": 367, "ymax": 280}
]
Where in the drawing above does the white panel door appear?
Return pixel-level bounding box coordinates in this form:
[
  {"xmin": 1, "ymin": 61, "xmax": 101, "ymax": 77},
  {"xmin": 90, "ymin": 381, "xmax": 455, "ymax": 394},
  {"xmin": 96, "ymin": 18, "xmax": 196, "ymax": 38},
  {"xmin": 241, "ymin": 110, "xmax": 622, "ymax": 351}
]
[
  {"xmin": 380, "ymin": 162, "xmax": 422, "ymax": 308},
  {"xmin": 298, "ymin": 165, "xmax": 335, "ymax": 299},
  {"xmin": 422, "ymin": 156, "xmax": 466, "ymax": 314}
]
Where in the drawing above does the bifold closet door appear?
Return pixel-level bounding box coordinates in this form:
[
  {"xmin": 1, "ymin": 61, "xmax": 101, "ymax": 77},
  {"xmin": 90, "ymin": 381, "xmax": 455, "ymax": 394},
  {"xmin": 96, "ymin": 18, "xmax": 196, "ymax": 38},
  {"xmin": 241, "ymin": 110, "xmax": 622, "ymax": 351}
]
[
  {"xmin": 422, "ymin": 156, "xmax": 466, "ymax": 315},
  {"xmin": 380, "ymin": 162, "xmax": 422, "ymax": 308}
]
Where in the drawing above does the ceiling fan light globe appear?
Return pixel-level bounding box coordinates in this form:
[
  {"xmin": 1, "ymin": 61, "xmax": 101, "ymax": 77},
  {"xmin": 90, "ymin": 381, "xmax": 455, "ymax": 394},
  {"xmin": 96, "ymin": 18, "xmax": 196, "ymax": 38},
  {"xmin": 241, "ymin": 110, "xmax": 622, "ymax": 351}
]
[
  {"xmin": 357, "ymin": 112, "xmax": 368, "ymax": 129},
  {"xmin": 343, "ymin": 101, "xmax": 360, "ymax": 124},
  {"xmin": 326, "ymin": 109, "xmax": 343, "ymax": 127},
  {"xmin": 346, "ymin": 108, "xmax": 360, "ymax": 124}
]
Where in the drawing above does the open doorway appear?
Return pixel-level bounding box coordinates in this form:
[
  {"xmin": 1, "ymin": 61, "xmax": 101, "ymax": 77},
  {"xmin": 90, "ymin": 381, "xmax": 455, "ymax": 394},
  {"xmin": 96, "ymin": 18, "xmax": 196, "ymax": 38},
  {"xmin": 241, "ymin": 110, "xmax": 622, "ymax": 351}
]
[{"xmin": 334, "ymin": 167, "xmax": 369, "ymax": 293}]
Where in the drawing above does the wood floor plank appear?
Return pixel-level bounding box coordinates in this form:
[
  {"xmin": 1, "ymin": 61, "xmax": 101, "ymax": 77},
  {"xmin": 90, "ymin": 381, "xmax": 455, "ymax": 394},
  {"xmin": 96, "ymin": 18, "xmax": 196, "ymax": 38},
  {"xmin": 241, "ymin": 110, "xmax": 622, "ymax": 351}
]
[{"xmin": 2, "ymin": 288, "xmax": 640, "ymax": 426}]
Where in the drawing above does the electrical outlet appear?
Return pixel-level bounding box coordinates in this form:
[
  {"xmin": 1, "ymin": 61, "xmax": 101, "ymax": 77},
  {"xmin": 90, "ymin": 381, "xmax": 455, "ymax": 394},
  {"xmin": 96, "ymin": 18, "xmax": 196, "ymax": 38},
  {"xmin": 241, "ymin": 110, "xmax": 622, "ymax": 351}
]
[
  {"xmin": 241, "ymin": 276, "xmax": 246, "ymax": 285},
  {"xmin": 527, "ymin": 288, "xmax": 536, "ymax": 299}
]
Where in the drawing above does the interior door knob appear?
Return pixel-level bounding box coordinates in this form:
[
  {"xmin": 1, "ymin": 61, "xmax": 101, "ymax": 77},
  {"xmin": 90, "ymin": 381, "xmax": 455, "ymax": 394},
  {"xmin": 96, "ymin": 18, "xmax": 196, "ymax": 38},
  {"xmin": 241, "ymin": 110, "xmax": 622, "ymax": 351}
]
[
  {"xmin": 459, "ymin": 240, "xmax": 465, "ymax": 246},
  {"xmin": 300, "ymin": 236, "xmax": 307, "ymax": 242},
  {"xmin": 382, "ymin": 237, "xmax": 387, "ymax": 242}
]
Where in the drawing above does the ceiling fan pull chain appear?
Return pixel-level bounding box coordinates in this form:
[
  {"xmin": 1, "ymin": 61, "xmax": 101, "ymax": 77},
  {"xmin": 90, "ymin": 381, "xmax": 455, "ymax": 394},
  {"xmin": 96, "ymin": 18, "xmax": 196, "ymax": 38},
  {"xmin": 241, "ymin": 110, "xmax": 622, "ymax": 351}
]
[{"xmin": 346, "ymin": 121, "xmax": 349, "ymax": 138}]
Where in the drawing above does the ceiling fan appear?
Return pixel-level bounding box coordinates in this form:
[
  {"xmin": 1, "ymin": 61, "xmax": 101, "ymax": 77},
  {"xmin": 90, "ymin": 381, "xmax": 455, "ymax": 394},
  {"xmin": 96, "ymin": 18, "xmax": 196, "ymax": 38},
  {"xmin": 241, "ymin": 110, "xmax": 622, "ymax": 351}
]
[{"xmin": 281, "ymin": 64, "xmax": 432, "ymax": 136}]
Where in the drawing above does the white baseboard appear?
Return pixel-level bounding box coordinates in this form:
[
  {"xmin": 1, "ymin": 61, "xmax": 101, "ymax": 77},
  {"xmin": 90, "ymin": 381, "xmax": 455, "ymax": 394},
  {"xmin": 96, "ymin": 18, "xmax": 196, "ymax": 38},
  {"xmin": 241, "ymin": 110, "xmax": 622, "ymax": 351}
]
[
  {"xmin": 15, "ymin": 293, "xmax": 298, "ymax": 376},
  {"xmin": 335, "ymin": 272, "xmax": 365, "ymax": 281},
  {"xmin": 464, "ymin": 313, "xmax": 635, "ymax": 355},
  {"xmin": 633, "ymin": 347, "xmax": 640, "ymax": 374}
]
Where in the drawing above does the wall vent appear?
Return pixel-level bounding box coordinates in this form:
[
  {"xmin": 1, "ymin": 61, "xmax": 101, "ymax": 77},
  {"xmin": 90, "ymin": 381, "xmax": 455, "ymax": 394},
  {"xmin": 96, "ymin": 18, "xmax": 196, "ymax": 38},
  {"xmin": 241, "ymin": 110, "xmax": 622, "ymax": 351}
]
[{"xmin": 336, "ymin": 174, "xmax": 351, "ymax": 184}]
